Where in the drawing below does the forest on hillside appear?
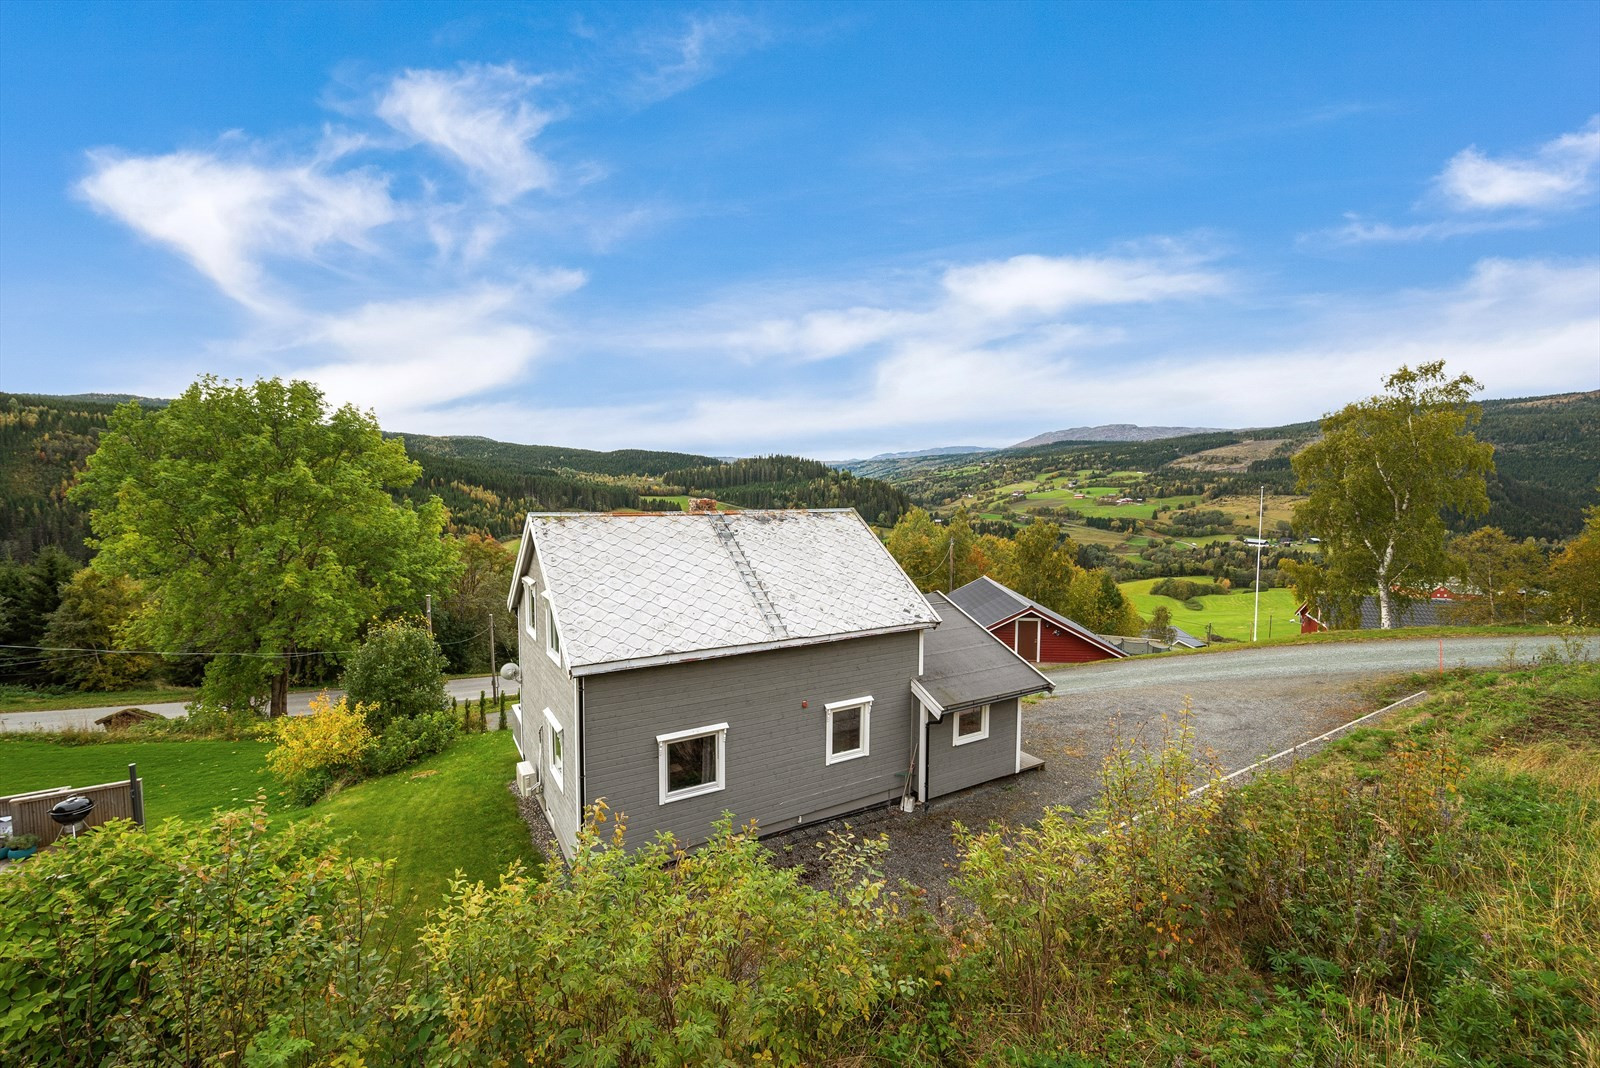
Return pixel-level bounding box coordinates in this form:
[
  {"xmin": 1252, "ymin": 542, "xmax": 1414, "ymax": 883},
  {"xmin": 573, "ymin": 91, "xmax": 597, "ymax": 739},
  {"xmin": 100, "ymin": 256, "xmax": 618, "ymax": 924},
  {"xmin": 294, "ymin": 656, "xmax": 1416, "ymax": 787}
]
[{"xmin": 0, "ymin": 395, "xmax": 912, "ymax": 559}]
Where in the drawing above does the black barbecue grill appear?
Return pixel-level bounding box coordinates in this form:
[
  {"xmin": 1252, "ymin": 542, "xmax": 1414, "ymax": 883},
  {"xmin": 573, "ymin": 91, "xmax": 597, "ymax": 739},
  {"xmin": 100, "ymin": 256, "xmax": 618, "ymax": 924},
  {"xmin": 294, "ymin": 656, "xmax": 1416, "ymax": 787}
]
[{"xmin": 49, "ymin": 795, "xmax": 94, "ymax": 838}]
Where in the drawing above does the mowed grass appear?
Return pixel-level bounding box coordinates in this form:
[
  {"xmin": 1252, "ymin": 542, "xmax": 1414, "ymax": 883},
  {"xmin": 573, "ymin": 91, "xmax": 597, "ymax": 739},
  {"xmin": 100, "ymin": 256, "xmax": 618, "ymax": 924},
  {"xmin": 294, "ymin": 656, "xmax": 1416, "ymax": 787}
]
[
  {"xmin": 1120, "ymin": 576, "xmax": 1301, "ymax": 642},
  {"xmin": 0, "ymin": 731, "xmax": 539, "ymax": 938},
  {"xmin": 0, "ymin": 736, "xmax": 275, "ymax": 820}
]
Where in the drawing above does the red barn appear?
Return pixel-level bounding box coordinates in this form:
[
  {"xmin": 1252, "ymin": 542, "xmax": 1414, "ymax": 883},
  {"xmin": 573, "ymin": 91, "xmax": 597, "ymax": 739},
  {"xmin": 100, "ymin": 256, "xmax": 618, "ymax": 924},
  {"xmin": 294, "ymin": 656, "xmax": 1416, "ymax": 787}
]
[{"xmin": 947, "ymin": 576, "xmax": 1128, "ymax": 665}]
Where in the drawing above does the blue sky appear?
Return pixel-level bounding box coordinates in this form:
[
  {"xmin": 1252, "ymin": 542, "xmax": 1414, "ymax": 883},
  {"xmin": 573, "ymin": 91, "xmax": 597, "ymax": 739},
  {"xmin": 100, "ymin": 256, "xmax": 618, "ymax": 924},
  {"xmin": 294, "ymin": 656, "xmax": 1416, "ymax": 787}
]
[{"xmin": 2, "ymin": 1, "xmax": 1597, "ymax": 457}]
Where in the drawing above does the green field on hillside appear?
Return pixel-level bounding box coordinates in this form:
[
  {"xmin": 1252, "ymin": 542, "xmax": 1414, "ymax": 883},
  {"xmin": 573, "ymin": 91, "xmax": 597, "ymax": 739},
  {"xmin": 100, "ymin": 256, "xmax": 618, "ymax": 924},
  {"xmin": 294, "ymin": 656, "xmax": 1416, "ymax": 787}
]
[{"xmin": 1120, "ymin": 576, "xmax": 1301, "ymax": 642}]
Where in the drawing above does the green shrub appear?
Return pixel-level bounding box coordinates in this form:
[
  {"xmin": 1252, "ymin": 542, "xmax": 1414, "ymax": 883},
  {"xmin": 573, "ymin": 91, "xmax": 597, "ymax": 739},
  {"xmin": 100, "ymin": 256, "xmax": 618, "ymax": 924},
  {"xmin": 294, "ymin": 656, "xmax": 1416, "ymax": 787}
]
[
  {"xmin": 364, "ymin": 705, "xmax": 458, "ymax": 776},
  {"xmin": 417, "ymin": 807, "xmax": 947, "ymax": 1066},
  {"xmin": 342, "ymin": 619, "xmax": 448, "ymax": 733},
  {"xmin": 0, "ymin": 809, "xmax": 401, "ymax": 1066}
]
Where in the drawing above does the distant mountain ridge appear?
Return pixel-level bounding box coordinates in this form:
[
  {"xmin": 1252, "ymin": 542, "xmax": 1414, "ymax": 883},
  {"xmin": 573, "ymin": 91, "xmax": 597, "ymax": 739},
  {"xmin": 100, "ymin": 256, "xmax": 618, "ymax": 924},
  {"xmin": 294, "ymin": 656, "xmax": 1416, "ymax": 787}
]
[
  {"xmin": 829, "ymin": 445, "xmax": 990, "ymax": 466},
  {"xmin": 1012, "ymin": 423, "xmax": 1227, "ymax": 448}
]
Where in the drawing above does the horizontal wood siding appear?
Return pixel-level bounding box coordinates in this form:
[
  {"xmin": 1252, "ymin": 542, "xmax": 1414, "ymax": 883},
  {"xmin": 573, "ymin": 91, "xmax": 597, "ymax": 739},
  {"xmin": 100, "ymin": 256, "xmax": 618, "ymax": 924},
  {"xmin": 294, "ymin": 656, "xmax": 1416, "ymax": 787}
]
[
  {"xmin": 582, "ymin": 631, "xmax": 920, "ymax": 850},
  {"xmin": 1038, "ymin": 623, "xmax": 1117, "ymax": 663},
  {"xmin": 517, "ymin": 547, "xmax": 582, "ymax": 857},
  {"xmin": 991, "ymin": 614, "xmax": 1115, "ymax": 663},
  {"xmin": 926, "ymin": 698, "xmax": 1020, "ymax": 798}
]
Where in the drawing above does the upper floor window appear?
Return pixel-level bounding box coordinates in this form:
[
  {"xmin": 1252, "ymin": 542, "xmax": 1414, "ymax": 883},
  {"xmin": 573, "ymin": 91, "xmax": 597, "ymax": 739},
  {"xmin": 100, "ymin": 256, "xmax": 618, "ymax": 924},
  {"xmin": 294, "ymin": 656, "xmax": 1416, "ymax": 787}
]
[
  {"xmin": 521, "ymin": 578, "xmax": 537, "ymax": 641},
  {"xmin": 544, "ymin": 595, "xmax": 561, "ymax": 662}
]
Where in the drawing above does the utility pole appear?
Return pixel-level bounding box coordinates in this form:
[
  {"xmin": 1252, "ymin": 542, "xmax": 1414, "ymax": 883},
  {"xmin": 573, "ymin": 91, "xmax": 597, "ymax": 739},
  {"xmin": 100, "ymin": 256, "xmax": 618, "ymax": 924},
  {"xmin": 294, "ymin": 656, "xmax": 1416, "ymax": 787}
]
[
  {"xmin": 947, "ymin": 535, "xmax": 955, "ymax": 593},
  {"xmin": 488, "ymin": 612, "xmax": 498, "ymax": 701},
  {"xmin": 425, "ymin": 593, "xmax": 432, "ymax": 634},
  {"xmin": 1252, "ymin": 485, "xmax": 1265, "ymax": 642}
]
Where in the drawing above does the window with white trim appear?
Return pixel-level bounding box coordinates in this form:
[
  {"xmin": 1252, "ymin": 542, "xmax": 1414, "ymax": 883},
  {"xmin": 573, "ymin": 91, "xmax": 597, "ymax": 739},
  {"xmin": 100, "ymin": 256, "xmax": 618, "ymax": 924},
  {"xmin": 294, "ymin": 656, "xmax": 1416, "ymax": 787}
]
[
  {"xmin": 521, "ymin": 578, "xmax": 537, "ymax": 641},
  {"xmin": 543, "ymin": 593, "xmax": 561, "ymax": 663},
  {"xmin": 658, "ymin": 723, "xmax": 728, "ymax": 804},
  {"xmin": 543, "ymin": 707, "xmax": 564, "ymax": 790},
  {"xmin": 953, "ymin": 704, "xmax": 990, "ymax": 745},
  {"xmin": 825, "ymin": 696, "xmax": 872, "ymax": 764}
]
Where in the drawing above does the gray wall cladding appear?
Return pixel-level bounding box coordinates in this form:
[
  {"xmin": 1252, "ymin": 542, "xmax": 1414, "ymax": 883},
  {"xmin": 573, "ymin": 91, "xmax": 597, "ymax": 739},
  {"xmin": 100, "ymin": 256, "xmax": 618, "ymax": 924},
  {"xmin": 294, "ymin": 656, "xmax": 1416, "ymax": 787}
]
[
  {"xmin": 518, "ymin": 548, "xmax": 583, "ymax": 856},
  {"xmin": 926, "ymin": 697, "xmax": 1019, "ymax": 799},
  {"xmin": 582, "ymin": 631, "xmax": 921, "ymax": 850}
]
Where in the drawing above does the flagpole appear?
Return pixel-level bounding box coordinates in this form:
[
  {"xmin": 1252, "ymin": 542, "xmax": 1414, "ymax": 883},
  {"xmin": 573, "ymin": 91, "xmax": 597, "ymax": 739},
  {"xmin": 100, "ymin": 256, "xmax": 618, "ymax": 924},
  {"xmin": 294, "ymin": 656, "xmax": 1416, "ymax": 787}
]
[{"xmin": 1252, "ymin": 485, "xmax": 1264, "ymax": 642}]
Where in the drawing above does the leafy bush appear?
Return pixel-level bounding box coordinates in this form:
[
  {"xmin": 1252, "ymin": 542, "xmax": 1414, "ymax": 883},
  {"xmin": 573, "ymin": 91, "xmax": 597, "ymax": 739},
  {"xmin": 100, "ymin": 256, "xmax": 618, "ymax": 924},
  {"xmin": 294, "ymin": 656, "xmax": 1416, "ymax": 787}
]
[
  {"xmin": 265, "ymin": 693, "xmax": 375, "ymax": 805},
  {"xmin": 0, "ymin": 809, "xmax": 401, "ymax": 1067},
  {"xmin": 363, "ymin": 705, "xmax": 458, "ymax": 776},
  {"xmin": 417, "ymin": 807, "xmax": 947, "ymax": 1066},
  {"xmin": 342, "ymin": 618, "xmax": 449, "ymax": 733}
]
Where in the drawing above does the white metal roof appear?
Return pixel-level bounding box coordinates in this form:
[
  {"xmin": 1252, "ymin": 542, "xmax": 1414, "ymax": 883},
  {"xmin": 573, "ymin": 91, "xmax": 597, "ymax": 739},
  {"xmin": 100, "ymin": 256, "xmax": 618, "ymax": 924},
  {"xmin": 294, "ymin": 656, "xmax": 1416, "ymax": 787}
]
[{"xmin": 510, "ymin": 509, "xmax": 939, "ymax": 675}]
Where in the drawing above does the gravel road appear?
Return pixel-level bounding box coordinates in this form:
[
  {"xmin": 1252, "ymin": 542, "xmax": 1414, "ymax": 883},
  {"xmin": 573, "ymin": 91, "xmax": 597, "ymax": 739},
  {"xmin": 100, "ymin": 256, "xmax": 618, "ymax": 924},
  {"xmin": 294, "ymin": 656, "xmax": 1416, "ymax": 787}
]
[{"xmin": 778, "ymin": 633, "xmax": 1594, "ymax": 898}]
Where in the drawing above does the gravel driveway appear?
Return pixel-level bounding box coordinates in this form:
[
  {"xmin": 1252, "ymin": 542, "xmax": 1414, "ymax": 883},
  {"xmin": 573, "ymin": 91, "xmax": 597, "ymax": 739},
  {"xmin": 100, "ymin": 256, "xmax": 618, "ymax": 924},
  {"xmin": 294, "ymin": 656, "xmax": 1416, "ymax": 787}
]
[{"xmin": 778, "ymin": 633, "xmax": 1594, "ymax": 898}]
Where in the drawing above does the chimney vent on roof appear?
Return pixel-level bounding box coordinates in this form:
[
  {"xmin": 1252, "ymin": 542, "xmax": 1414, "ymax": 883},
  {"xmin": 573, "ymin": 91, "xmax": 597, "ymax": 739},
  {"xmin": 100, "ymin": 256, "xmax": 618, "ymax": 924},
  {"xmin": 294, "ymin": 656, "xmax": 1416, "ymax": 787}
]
[{"xmin": 690, "ymin": 498, "xmax": 717, "ymax": 513}]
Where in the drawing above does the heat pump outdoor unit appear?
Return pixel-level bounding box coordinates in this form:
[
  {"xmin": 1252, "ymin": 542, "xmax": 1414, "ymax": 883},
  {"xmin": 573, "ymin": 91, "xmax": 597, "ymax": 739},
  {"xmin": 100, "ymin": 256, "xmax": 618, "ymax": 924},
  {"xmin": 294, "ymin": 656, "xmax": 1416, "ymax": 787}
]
[{"xmin": 516, "ymin": 760, "xmax": 537, "ymax": 797}]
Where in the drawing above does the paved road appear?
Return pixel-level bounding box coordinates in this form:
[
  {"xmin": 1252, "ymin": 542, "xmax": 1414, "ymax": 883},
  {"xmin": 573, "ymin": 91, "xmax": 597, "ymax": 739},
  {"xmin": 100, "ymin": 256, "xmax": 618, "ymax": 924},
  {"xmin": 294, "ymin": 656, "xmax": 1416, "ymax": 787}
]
[{"xmin": 0, "ymin": 676, "xmax": 504, "ymax": 733}]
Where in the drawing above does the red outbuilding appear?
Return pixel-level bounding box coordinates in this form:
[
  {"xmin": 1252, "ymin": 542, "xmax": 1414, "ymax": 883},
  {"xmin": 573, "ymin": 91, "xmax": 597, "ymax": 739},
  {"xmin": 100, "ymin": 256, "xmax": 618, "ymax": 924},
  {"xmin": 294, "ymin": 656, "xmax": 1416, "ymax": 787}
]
[{"xmin": 947, "ymin": 576, "xmax": 1128, "ymax": 665}]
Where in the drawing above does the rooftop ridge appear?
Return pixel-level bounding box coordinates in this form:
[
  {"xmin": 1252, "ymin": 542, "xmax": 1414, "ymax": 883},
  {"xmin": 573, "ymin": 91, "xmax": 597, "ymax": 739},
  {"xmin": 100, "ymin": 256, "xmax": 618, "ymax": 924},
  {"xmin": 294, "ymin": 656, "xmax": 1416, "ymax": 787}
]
[{"xmin": 709, "ymin": 513, "xmax": 789, "ymax": 640}]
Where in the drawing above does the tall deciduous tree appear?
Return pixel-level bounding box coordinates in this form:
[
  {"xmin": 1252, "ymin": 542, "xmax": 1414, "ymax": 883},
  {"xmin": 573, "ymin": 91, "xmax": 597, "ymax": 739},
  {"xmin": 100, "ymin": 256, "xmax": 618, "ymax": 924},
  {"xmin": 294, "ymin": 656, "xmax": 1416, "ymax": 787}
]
[
  {"xmin": 1449, "ymin": 527, "xmax": 1546, "ymax": 624},
  {"xmin": 1548, "ymin": 503, "xmax": 1600, "ymax": 625},
  {"xmin": 73, "ymin": 377, "xmax": 459, "ymax": 716},
  {"xmin": 41, "ymin": 568, "xmax": 156, "ymax": 691},
  {"xmin": 1292, "ymin": 362, "xmax": 1494, "ymax": 629},
  {"xmin": 994, "ymin": 521, "xmax": 1079, "ymax": 612}
]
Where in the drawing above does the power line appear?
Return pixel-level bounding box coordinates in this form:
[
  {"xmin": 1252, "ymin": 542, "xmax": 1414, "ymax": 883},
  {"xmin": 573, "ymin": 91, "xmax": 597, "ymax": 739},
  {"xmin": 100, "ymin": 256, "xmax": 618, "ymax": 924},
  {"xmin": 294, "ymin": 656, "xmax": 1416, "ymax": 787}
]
[{"xmin": 0, "ymin": 621, "xmax": 493, "ymax": 661}]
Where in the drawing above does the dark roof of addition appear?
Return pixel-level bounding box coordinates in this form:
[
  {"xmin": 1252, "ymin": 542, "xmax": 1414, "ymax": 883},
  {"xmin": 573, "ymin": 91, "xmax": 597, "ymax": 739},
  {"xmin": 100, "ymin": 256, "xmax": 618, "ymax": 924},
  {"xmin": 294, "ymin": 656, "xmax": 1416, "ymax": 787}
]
[
  {"xmin": 947, "ymin": 575, "xmax": 1128, "ymax": 659},
  {"xmin": 915, "ymin": 592, "xmax": 1054, "ymax": 713},
  {"xmin": 1356, "ymin": 596, "xmax": 1465, "ymax": 629}
]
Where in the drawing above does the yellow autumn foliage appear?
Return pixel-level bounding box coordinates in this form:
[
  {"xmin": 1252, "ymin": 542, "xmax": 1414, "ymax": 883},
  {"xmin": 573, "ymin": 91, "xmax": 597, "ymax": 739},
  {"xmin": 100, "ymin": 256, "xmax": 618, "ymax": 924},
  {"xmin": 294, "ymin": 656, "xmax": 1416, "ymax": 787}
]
[{"xmin": 265, "ymin": 693, "xmax": 376, "ymax": 804}]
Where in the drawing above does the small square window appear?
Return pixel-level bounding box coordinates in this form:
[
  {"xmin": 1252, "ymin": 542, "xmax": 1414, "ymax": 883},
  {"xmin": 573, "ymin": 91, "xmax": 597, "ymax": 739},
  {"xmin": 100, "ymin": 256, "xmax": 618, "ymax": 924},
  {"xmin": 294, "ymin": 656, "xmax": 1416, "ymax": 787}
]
[
  {"xmin": 953, "ymin": 704, "xmax": 990, "ymax": 746},
  {"xmin": 825, "ymin": 696, "xmax": 872, "ymax": 764},
  {"xmin": 658, "ymin": 724, "xmax": 728, "ymax": 804}
]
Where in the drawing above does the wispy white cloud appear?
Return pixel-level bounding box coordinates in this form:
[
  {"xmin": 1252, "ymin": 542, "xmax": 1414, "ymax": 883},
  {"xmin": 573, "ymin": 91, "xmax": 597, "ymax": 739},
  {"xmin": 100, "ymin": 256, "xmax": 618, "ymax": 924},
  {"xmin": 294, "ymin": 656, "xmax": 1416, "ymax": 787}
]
[
  {"xmin": 1311, "ymin": 117, "xmax": 1600, "ymax": 245},
  {"xmin": 697, "ymin": 249, "xmax": 1225, "ymax": 363},
  {"xmin": 378, "ymin": 63, "xmax": 556, "ymax": 201},
  {"xmin": 517, "ymin": 256, "xmax": 1599, "ymax": 455},
  {"xmin": 630, "ymin": 13, "xmax": 770, "ymax": 103},
  {"xmin": 300, "ymin": 277, "xmax": 580, "ymax": 416},
  {"xmin": 1314, "ymin": 213, "xmax": 1539, "ymax": 246},
  {"xmin": 78, "ymin": 149, "xmax": 396, "ymax": 312},
  {"xmin": 1437, "ymin": 116, "xmax": 1600, "ymax": 210}
]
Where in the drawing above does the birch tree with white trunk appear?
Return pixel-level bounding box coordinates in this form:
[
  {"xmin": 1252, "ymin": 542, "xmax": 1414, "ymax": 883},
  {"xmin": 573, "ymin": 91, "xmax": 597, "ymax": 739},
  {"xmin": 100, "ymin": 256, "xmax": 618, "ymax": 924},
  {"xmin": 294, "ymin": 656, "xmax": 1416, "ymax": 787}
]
[{"xmin": 1291, "ymin": 362, "xmax": 1494, "ymax": 629}]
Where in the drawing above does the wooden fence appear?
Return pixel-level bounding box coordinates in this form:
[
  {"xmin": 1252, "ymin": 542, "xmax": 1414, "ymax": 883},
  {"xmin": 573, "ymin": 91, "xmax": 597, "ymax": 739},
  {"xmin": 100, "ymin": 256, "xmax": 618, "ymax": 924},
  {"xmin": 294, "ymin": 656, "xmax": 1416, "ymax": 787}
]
[{"xmin": 1, "ymin": 765, "xmax": 144, "ymax": 845}]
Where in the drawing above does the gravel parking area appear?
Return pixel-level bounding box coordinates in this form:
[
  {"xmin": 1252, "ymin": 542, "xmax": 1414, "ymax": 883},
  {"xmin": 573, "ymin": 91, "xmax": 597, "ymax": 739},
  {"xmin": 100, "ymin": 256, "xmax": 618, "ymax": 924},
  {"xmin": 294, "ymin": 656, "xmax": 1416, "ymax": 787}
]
[{"xmin": 773, "ymin": 671, "xmax": 1380, "ymax": 901}]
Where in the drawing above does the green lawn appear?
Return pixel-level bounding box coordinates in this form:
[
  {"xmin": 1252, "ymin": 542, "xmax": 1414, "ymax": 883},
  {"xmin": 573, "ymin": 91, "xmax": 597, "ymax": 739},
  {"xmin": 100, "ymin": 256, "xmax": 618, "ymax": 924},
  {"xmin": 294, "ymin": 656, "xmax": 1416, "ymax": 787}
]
[
  {"xmin": 1120, "ymin": 576, "xmax": 1301, "ymax": 642},
  {"xmin": 0, "ymin": 731, "xmax": 539, "ymax": 937},
  {"xmin": 639, "ymin": 495, "xmax": 736, "ymax": 511}
]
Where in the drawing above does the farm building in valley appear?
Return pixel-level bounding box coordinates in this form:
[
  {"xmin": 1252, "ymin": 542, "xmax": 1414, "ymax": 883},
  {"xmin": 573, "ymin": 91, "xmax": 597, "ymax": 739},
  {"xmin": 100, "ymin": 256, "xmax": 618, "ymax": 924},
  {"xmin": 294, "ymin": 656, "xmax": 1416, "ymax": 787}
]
[
  {"xmin": 505, "ymin": 508, "xmax": 1053, "ymax": 860},
  {"xmin": 946, "ymin": 575, "xmax": 1128, "ymax": 665}
]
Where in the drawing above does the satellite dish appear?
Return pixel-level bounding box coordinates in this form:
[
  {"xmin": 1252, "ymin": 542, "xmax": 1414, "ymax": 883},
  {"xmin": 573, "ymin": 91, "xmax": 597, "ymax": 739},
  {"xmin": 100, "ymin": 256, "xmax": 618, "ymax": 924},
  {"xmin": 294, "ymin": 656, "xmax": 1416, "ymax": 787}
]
[{"xmin": 499, "ymin": 662, "xmax": 521, "ymax": 684}]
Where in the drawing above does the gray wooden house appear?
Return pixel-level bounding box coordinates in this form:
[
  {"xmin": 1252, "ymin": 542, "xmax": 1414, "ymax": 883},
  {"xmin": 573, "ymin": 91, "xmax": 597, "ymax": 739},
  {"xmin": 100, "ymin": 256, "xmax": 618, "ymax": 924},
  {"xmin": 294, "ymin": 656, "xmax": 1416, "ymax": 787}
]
[{"xmin": 506, "ymin": 509, "xmax": 1052, "ymax": 860}]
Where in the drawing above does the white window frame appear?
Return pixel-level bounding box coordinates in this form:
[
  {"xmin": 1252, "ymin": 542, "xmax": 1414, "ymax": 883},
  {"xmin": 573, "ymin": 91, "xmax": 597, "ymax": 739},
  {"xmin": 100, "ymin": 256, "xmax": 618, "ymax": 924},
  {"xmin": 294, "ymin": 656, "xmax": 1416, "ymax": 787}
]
[
  {"xmin": 953, "ymin": 704, "xmax": 990, "ymax": 746},
  {"xmin": 542, "ymin": 707, "xmax": 564, "ymax": 791},
  {"xmin": 521, "ymin": 578, "xmax": 537, "ymax": 641},
  {"xmin": 541, "ymin": 591, "xmax": 562, "ymax": 665},
  {"xmin": 824, "ymin": 696, "xmax": 872, "ymax": 765},
  {"xmin": 657, "ymin": 723, "xmax": 729, "ymax": 805}
]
